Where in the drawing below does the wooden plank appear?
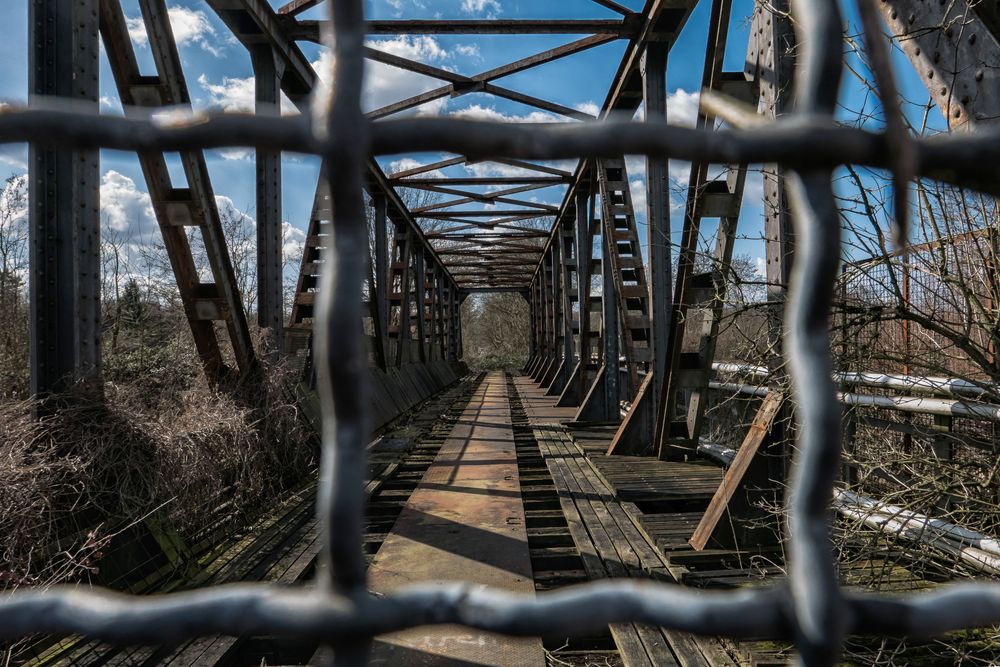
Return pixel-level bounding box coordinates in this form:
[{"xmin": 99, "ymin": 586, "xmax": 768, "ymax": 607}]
[
  {"xmin": 589, "ymin": 456, "xmax": 723, "ymax": 502},
  {"xmin": 548, "ymin": 427, "xmax": 720, "ymax": 667},
  {"xmin": 689, "ymin": 393, "xmax": 783, "ymax": 551},
  {"xmin": 533, "ymin": 429, "xmax": 656, "ymax": 667}
]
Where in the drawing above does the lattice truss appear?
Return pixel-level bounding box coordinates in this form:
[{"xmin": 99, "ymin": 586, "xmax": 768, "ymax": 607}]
[{"xmin": 9, "ymin": 0, "xmax": 1000, "ymax": 665}]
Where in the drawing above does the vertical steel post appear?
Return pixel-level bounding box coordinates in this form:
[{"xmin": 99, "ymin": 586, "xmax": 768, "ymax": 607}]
[
  {"xmin": 561, "ymin": 226, "xmax": 575, "ymax": 363},
  {"xmin": 574, "ymin": 190, "xmax": 593, "ymax": 397},
  {"xmin": 373, "ymin": 194, "xmax": 389, "ymax": 369},
  {"xmin": 750, "ymin": 0, "xmax": 795, "ymax": 506},
  {"xmin": 756, "ymin": 0, "xmax": 795, "ymax": 349},
  {"xmin": 527, "ymin": 277, "xmax": 539, "ymax": 369},
  {"xmin": 644, "ymin": 42, "xmax": 671, "ymax": 445},
  {"xmin": 435, "ymin": 267, "xmax": 446, "ymax": 360},
  {"xmin": 414, "ymin": 248, "xmax": 427, "ymax": 363},
  {"xmin": 29, "ymin": 0, "xmax": 102, "ymax": 399},
  {"xmin": 456, "ymin": 288, "xmax": 465, "ymax": 360},
  {"xmin": 251, "ymin": 45, "xmax": 284, "ymax": 356},
  {"xmin": 601, "ymin": 211, "xmax": 620, "ymax": 417}
]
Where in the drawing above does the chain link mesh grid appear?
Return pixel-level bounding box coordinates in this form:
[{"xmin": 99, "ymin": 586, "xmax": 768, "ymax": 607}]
[{"xmin": 5, "ymin": 1, "xmax": 1000, "ymax": 665}]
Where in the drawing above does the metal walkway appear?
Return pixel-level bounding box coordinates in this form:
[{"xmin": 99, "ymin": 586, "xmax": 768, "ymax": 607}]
[{"xmin": 368, "ymin": 372, "xmax": 542, "ymax": 665}]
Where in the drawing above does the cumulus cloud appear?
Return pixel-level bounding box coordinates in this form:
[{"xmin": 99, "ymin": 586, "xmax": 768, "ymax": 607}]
[
  {"xmin": 362, "ymin": 36, "xmax": 455, "ymax": 116},
  {"xmin": 100, "ymin": 170, "xmax": 157, "ymax": 237},
  {"xmin": 463, "ymin": 158, "xmax": 575, "ymax": 180},
  {"xmin": 282, "ymin": 222, "xmax": 306, "ymax": 265},
  {"xmin": 304, "ymin": 37, "xmax": 455, "ymax": 117},
  {"xmin": 454, "ymin": 44, "xmax": 482, "ymax": 60},
  {"xmin": 575, "ymin": 101, "xmax": 601, "ymax": 117},
  {"xmin": 0, "ymin": 145, "xmax": 27, "ymax": 171},
  {"xmin": 126, "ymin": 7, "xmax": 223, "ymax": 56},
  {"xmin": 461, "ymin": 0, "xmax": 501, "ymax": 16},
  {"xmin": 629, "ymin": 179, "xmax": 647, "ymax": 218},
  {"xmin": 450, "ymin": 104, "xmax": 562, "ymax": 124},
  {"xmin": 626, "ymin": 89, "xmax": 704, "ymax": 194},
  {"xmin": 667, "ymin": 88, "xmax": 700, "ymax": 127},
  {"xmin": 388, "ymin": 157, "xmax": 448, "ymax": 180},
  {"xmin": 198, "ymin": 74, "xmax": 255, "ymax": 112}
]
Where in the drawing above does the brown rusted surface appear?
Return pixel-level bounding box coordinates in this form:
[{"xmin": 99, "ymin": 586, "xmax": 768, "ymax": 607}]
[
  {"xmin": 368, "ymin": 372, "xmax": 543, "ymax": 665},
  {"xmin": 512, "ymin": 375, "xmax": 577, "ymax": 425}
]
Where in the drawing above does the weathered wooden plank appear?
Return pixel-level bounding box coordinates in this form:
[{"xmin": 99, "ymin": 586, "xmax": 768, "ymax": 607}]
[{"xmin": 689, "ymin": 393, "xmax": 783, "ymax": 551}]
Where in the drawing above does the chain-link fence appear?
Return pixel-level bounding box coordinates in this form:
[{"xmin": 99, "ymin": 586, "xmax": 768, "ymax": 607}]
[{"xmin": 6, "ymin": 1, "xmax": 1000, "ymax": 665}]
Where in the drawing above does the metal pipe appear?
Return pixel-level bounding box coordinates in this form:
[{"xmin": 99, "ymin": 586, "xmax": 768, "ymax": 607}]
[
  {"xmin": 708, "ymin": 381, "xmax": 1000, "ymax": 422},
  {"xmin": 712, "ymin": 362, "xmax": 998, "ymax": 399}
]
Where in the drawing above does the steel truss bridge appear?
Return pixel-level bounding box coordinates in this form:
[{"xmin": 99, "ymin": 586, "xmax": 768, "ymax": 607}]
[{"xmin": 8, "ymin": 0, "xmax": 1000, "ymax": 665}]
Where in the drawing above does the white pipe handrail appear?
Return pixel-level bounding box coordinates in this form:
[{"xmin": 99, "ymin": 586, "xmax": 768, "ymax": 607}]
[
  {"xmin": 708, "ymin": 381, "xmax": 1000, "ymax": 422},
  {"xmin": 711, "ymin": 362, "xmax": 998, "ymax": 400}
]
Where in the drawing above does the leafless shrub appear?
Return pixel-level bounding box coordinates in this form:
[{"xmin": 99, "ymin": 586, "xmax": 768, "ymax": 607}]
[{"xmin": 0, "ymin": 345, "xmax": 318, "ymax": 595}]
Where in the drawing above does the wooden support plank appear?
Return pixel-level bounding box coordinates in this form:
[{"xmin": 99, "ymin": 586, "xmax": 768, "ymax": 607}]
[{"xmin": 688, "ymin": 392, "xmax": 783, "ymax": 551}]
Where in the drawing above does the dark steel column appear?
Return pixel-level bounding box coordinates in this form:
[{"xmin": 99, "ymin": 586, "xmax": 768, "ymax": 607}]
[
  {"xmin": 251, "ymin": 45, "xmax": 284, "ymax": 355},
  {"xmin": 373, "ymin": 194, "xmax": 389, "ymax": 369},
  {"xmin": 644, "ymin": 42, "xmax": 671, "ymax": 444},
  {"xmin": 29, "ymin": 0, "xmax": 102, "ymax": 398},
  {"xmin": 601, "ymin": 211, "xmax": 620, "ymax": 417},
  {"xmin": 414, "ymin": 248, "xmax": 427, "ymax": 363}
]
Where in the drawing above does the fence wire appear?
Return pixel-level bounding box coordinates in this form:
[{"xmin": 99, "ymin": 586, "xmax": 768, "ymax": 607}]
[{"xmin": 5, "ymin": 1, "xmax": 1000, "ymax": 666}]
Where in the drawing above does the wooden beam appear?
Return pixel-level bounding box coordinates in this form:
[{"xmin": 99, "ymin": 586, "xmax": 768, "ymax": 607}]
[{"xmin": 688, "ymin": 392, "xmax": 784, "ymax": 551}]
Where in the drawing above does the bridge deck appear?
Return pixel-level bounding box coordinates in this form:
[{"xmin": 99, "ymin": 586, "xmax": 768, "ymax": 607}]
[
  {"xmin": 22, "ymin": 371, "xmax": 943, "ymax": 667},
  {"xmin": 367, "ymin": 371, "xmax": 543, "ymax": 665}
]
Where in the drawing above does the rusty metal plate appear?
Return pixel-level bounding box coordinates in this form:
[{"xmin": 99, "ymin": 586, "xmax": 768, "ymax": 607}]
[{"xmin": 367, "ymin": 372, "xmax": 544, "ymax": 666}]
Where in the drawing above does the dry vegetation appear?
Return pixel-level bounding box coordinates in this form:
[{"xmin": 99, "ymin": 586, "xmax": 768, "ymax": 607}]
[
  {"xmin": 461, "ymin": 292, "xmax": 531, "ymax": 370},
  {"xmin": 0, "ymin": 173, "xmax": 317, "ymax": 598}
]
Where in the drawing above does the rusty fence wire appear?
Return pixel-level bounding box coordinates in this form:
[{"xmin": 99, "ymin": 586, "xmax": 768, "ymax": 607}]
[{"xmin": 6, "ymin": 1, "xmax": 1000, "ymax": 665}]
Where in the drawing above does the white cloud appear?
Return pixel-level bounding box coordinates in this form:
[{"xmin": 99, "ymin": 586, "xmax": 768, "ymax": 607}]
[
  {"xmin": 454, "ymin": 44, "xmax": 482, "ymax": 60},
  {"xmin": 100, "ymin": 170, "xmax": 157, "ymax": 237},
  {"xmin": 629, "ymin": 178, "xmax": 647, "ymax": 219},
  {"xmin": 575, "ymin": 101, "xmax": 600, "ymax": 117},
  {"xmin": 624, "ymin": 90, "xmax": 703, "ymax": 191},
  {"xmin": 388, "ymin": 157, "xmax": 447, "ymax": 180},
  {"xmin": 126, "ymin": 7, "xmax": 223, "ymax": 57},
  {"xmin": 461, "ymin": 0, "xmax": 501, "ymax": 16},
  {"xmin": 450, "ymin": 104, "xmax": 562, "ymax": 124},
  {"xmin": 0, "ymin": 145, "xmax": 28, "ymax": 171},
  {"xmin": 282, "ymin": 222, "xmax": 306, "ymax": 265},
  {"xmin": 667, "ymin": 89, "xmax": 700, "ymax": 127},
  {"xmin": 370, "ymin": 34, "xmax": 449, "ymax": 63},
  {"xmin": 198, "ymin": 74, "xmax": 255, "ymax": 113},
  {"xmin": 308, "ymin": 37, "xmax": 458, "ymax": 117}
]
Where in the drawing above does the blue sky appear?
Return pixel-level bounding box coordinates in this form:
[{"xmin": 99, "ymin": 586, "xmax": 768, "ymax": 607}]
[{"xmin": 0, "ymin": 0, "xmax": 949, "ymax": 282}]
